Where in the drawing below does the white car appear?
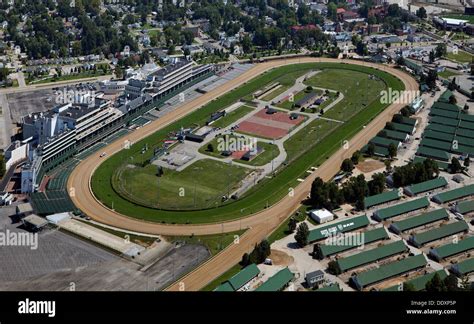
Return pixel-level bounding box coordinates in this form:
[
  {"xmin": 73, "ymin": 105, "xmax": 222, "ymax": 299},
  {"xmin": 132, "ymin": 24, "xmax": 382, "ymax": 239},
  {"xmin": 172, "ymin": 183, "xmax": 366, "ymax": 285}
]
[{"xmin": 99, "ymin": 152, "xmax": 107, "ymax": 158}]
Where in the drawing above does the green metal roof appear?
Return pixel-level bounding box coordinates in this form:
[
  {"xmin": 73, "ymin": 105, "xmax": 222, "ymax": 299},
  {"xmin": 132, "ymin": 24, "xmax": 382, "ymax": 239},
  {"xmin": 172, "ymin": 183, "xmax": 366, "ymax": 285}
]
[
  {"xmin": 315, "ymin": 283, "xmax": 341, "ymax": 292},
  {"xmin": 379, "ymin": 129, "xmax": 409, "ymax": 142},
  {"xmin": 452, "ymin": 257, "xmax": 474, "ymax": 275},
  {"xmin": 459, "ymin": 120, "xmax": 474, "ymax": 131},
  {"xmin": 429, "ymin": 108, "xmax": 460, "ymax": 120},
  {"xmin": 430, "ymin": 116, "xmax": 460, "ymax": 127},
  {"xmin": 410, "ymin": 221, "xmax": 469, "ymax": 247},
  {"xmin": 337, "ymin": 240, "xmax": 408, "ymax": 273},
  {"xmin": 394, "ymin": 115, "xmax": 417, "ymax": 126},
  {"xmin": 453, "ymin": 135, "xmax": 474, "ymax": 148},
  {"xmin": 369, "ymin": 136, "xmax": 400, "ymax": 149},
  {"xmin": 425, "ymin": 123, "xmax": 457, "ymax": 135},
  {"xmin": 352, "ymin": 254, "xmax": 427, "ymax": 289},
  {"xmin": 382, "ymin": 270, "xmax": 448, "ymax": 291},
  {"xmin": 430, "ymin": 236, "xmax": 474, "ymax": 260},
  {"xmin": 438, "ymin": 90, "xmax": 454, "ymax": 103},
  {"xmin": 390, "ymin": 208, "xmax": 449, "ymax": 233},
  {"xmin": 404, "ymin": 177, "xmax": 448, "ymax": 196},
  {"xmin": 227, "ymin": 264, "xmax": 260, "ymax": 290},
  {"xmin": 316, "ymin": 227, "xmax": 388, "ymax": 258},
  {"xmin": 412, "ymin": 156, "xmax": 449, "ymax": 171},
  {"xmin": 364, "ymin": 190, "xmax": 401, "ymax": 209},
  {"xmin": 255, "ymin": 267, "xmax": 294, "ymax": 291},
  {"xmin": 456, "ymin": 199, "xmax": 474, "ymax": 214},
  {"xmin": 423, "ymin": 130, "xmax": 454, "ymax": 143},
  {"xmin": 214, "ymin": 282, "xmax": 234, "ymax": 292},
  {"xmin": 308, "ymin": 215, "xmax": 370, "ymax": 243},
  {"xmin": 455, "ymin": 127, "xmax": 474, "ymax": 139},
  {"xmin": 389, "ymin": 122, "xmax": 415, "ymax": 134},
  {"xmin": 374, "ymin": 197, "xmax": 430, "ymax": 221},
  {"xmin": 432, "ymin": 100, "xmax": 459, "ymax": 111},
  {"xmin": 460, "ymin": 114, "xmax": 474, "ymax": 123},
  {"xmin": 432, "ymin": 184, "xmax": 474, "ymax": 204},
  {"xmin": 362, "ymin": 144, "xmax": 389, "ymax": 157},
  {"xmin": 420, "ymin": 138, "xmax": 453, "ymax": 151},
  {"xmin": 451, "ymin": 143, "xmax": 474, "ymax": 156},
  {"xmin": 416, "ymin": 146, "xmax": 451, "ymax": 162}
]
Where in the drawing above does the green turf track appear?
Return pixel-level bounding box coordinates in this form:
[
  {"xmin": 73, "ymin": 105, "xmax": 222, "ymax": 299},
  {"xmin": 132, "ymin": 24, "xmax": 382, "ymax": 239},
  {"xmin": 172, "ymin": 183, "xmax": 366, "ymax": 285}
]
[{"xmin": 90, "ymin": 62, "xmax": 404, "ymax": 224}]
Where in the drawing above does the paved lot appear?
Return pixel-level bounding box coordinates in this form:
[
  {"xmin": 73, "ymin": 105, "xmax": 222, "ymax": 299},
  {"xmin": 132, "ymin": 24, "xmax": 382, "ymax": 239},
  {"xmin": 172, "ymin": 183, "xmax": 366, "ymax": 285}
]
[
  {"xmin": 6, "ymin": 89, "xmax": 57, "ymax": 124},
  {"xmin": 0, "ymin": 205, "xmax": 209, "ymax": 290}
]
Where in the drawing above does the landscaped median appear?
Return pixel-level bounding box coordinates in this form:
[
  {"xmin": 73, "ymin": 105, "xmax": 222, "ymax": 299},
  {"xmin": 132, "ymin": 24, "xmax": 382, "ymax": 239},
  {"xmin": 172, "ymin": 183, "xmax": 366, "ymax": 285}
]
[{"xmin": 90, "ymin": 62, "xmax": 405, "ymax": 224}]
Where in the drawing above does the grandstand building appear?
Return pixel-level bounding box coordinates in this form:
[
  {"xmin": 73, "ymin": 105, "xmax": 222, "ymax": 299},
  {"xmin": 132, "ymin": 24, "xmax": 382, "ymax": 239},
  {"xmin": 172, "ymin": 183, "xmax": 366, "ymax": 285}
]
[{"xmin": 19, "ymin": 59, "xmax": 215, "ymax": 193}]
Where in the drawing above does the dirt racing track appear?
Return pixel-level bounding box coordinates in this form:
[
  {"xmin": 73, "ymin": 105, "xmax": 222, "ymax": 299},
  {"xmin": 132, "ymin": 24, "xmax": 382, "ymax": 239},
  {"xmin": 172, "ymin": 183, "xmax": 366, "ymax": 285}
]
[{"xmin": 67, "ymin": 57, "xmax": 418, "ymax": 291}]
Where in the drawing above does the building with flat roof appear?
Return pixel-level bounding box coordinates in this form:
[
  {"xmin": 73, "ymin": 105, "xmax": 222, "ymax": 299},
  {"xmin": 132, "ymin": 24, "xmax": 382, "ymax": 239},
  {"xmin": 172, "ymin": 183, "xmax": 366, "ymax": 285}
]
[{"xmin": 308, "ymin": 208, "xmax": 334, "ymax": 224}]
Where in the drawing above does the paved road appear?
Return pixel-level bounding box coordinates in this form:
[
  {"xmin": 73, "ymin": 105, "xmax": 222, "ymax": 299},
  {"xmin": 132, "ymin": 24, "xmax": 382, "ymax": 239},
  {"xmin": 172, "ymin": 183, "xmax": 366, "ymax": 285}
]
[{"xmin": 67, "ymin": 57, "xmax": 418, "ymax": 290}]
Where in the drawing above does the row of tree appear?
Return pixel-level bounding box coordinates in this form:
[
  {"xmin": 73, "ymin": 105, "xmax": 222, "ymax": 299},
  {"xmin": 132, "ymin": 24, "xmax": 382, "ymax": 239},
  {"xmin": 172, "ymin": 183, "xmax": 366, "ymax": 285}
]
[{"xmin": 391, "ymin": 158, "xmax": 439, "ymax": 187}]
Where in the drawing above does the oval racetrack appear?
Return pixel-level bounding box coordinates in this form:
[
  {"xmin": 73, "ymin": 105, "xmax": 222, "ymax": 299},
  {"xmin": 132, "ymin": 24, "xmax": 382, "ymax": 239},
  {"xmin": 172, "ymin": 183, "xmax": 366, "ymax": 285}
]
[{"xmin": 67, "ymin": 57, "xmax": 418, "ymax": 290}]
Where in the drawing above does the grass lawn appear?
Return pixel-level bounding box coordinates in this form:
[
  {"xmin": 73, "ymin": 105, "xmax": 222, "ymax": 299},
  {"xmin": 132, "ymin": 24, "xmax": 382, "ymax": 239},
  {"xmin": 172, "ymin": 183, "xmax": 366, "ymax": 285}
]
[
  {"xmin": 284, "ymin": 118, "xmax": 340, "ymax": 162},
  {"xmin": 91, "ymin": 62, "xmax": 403, "ymax": 224},
  {"xmin": 164, "ymin": 230, "xmax": 246, "ymax": 256},
  {"xmin": 305, "ymin": 69, "xmax": 386, "ymax": 121},
  {"xmin": 268, "ymin": 206, "xmax": 307, "ymax": 244},
  {"xmin": 210, "ymin": 105, "xmax": 254, "ymax": 128},
  {"xmin": 446, "ymin": 50, "xmax": 474, "ymax": 64},
  {"xmin": 112, "ymin": 159, "xmax": 251, "ymax": 211},
  {"xmin": 261, "ymin": 85, "xmax": 290, "ymax": 101},
  {"xmin": 438, "ymin": 69, "xmax": 462, "ymax": 79},
  {"xmin": 199, "ymin": 134, "xmax": 280, "ymax": 167}
]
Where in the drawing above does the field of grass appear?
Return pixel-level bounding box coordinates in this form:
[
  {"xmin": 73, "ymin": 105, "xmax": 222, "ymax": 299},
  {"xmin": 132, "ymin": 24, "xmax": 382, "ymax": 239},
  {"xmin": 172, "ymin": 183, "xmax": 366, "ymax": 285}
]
[
  {"xmin": 305, "ymin": 69, "xmax": 386, "ymax": 121},
  {"xmin": 199, "ymin": 134, "xmax": 280, "ymax": 167},
  {"xmin": 91, "ymin": 62, "xmax": 404, "ymax": 224},
  {"xmin": 112, "ymin": 159, "xmax": 251, "ymax": 211},
  {"xmin": 438, "ymin": 69, "xmax": 462, "ymax": 79},
  {"xmin": 210, "ymin": 105, "xmax": 254, "ymax": 128},
  {"xmin": 261, "ymin": 85, "xmax": 290, "ymax": 101},
  {"xmin": 446, "ymin": 50, "xmax": 474, "ymax": 64},
  {"xmin": 165, "ymin": 230, "xmax": 246, "ymax": 256},
  {"xmin": 284, "ymin": 118, "xmax": 340, "ymax": 162}
]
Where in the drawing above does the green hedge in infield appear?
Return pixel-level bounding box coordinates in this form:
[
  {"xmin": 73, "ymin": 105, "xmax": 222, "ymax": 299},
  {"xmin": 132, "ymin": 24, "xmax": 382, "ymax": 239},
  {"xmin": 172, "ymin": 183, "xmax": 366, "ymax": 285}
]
[{"xmin": 90, "ymin": 62, "xmax": 405, "ymax": 224}]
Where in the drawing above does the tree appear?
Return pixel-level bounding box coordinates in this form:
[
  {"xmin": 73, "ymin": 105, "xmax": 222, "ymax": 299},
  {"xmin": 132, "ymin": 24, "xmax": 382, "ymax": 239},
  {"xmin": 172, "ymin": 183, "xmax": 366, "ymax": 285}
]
[
  {"xmin": 464, "ymin": 104, "xmax": 469, "ymax": 111},
  {"xmin": 207, "ymin": 143, "xmax": 214, "ymax": 152},
  {"xmin": 384, "ymin": 159, "xmax": 392, "ymax": 172},
  {"xmin": 429, "ymin": 50, "xmax": 435, "ymax": 64},
  {"xmin": 351, "ymin": 151, "xmax": 361, "ymax": 165},
  {"xmin": 403, "ymin": 282, "xmax": 416, "ymax": 291},
  {"xmin": 425, "ymin": 273, "xmax": 447, "ymax": 292},
  {"xmin": 396, "ymin": 56, "xmax": 405, "ymax": 66},
  {"xmin": 156, "ymin": 166, "xmax": 164, "ymax": 177},
  {"xmin": 288, "ymin": 217, "xmax": 298, "ymax": 233},
  {"xmin": 341, "ymin": 158, "xmax": 354, "ymax": 173},
  {"xmin": 416, "ymin": 7, "xmax": 427, "ymax": 19},
  {"xmin": 435, "ymin": 43, "xmax": 447, "ymax": 58},
  {"xmin": 448, "ymin": 95, "xmax": 457, "ymax": 105},
  {"xmin": 240, "ymin": 253, "xmax": 250, "ymax": 267},
  {"xmin": 294, "ymin": 222, "xmax": 309, "ymax": 247},
  {"xmin": 464, "ymin": 158, "xmax": 470, "ymax": 168},
  {"xmin": 450, "ymin": 157, "xmax": 463, "ymax": 173},
  {"xmin": 367, "ymin": 143, "xmax": 375, "ymax": 156},
  {"xmin": 388, "ymin": 143, "xmax": 397, "ymax": 159},
  {"xmin": 443, "ymin": 274, "xmax": 460, "ymax": 291},
  {"xmin": 249, "ymin": 239, "xmax": 271, "ymax": 264},
  {"xmin": 368, "ymin": 173, "xmax": 386, "ymax": 195},
  {"xmin": 327, "ymin": 260, "xmax": 341, "ymax": 275}
]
